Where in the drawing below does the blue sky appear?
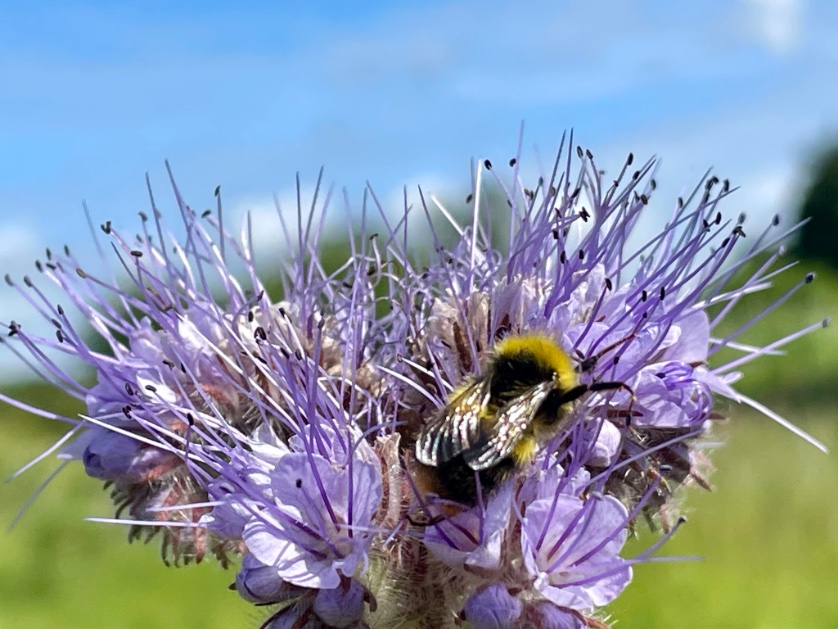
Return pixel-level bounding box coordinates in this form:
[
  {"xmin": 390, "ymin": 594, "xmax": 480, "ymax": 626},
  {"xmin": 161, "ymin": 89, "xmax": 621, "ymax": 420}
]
[{"xmin": 1, "ymin": 0, "xmax": 837, "ymax": 375}]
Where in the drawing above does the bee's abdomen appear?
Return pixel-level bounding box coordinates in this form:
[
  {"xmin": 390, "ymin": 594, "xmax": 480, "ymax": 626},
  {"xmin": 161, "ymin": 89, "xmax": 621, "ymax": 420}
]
[{"xmin": 428, "ymin": 455, "xmax": 516, "ymax": 504}]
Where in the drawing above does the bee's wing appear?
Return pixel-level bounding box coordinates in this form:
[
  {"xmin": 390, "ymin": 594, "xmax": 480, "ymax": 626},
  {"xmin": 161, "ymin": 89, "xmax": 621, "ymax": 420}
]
[
  {"xmin": 415, "ymin": 378, "xmax": 489, "ymax": 466},
  {"xmin": 462, "ymin": 381, "xmax": 554, "ymax": 471}
]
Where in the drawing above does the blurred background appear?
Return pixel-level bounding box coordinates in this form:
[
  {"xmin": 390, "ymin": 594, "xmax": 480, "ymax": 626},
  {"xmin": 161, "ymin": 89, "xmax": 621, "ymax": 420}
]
[{"xmin": 1, "ymin": 1, "xmax": 837, "ymax": 627}]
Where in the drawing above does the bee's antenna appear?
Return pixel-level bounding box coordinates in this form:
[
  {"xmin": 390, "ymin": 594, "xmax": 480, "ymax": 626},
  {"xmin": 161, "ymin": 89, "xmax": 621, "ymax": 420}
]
[
  {"xmin": 574, "ymin": 332, "xmax": 639, "ymax": 426},
  {"xmin": 577, "ymin": 332, "xmax": 637, "ymax": 373},
  {"xmin": 589, "ymin": 380, "xmax": 637, "ymax": 426}
]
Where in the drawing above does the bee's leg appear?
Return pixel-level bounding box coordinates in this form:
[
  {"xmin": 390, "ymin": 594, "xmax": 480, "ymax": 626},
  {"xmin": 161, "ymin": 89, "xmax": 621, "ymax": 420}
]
[{"xmin": 405, "ymin": 512, "xmax": 446, "ymax": 527}]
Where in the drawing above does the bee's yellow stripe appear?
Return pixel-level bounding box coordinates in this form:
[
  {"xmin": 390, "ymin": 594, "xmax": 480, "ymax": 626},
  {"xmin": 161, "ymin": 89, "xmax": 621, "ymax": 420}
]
[
  {"xmin": 511, "ymin": 437, "xmax": 537, "ymax": 465},
  {"xmin": 494, "ymin": 333, "xmax": 578, "ymax": 391}
]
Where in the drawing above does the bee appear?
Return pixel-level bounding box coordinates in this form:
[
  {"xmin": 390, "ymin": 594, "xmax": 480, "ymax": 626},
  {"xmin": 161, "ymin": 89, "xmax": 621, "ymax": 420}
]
[{"xmin": 414, "ymin": 332, "xmax": 630, "ymax": 505}]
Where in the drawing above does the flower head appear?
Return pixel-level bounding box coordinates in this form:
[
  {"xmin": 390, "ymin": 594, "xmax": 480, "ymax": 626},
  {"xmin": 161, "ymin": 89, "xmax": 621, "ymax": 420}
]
[{"xmin": 3, "ymin": 138, "xmax": 826, "ymax": 628}]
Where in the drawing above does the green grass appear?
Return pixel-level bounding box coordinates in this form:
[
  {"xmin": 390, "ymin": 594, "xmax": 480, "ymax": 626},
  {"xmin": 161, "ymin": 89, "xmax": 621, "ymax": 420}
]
[
  {"xmin": 2, "ymin": 394, "xmax": 836, "ymax": 628},
  {"xmin": 0, "ymin": 404, "xmax": 254, "ymax": 628},
  {"xmin": 612, "ymin": 406, "xmax": 838, "ymax": 628},
  {"xmin": 1, "ymin": 257, "xmax": 835, "ymax": 627}
]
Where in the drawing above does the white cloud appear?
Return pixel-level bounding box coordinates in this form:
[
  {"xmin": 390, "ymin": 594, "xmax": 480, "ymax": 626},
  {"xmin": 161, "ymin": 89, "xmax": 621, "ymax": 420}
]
[
  {"xmin": 742, "ymin": 0, "xmax": 804, "ymax": 55},
  {"xmin": 0, "ymin": 222, "xmax": 39, "ymax": 268}
]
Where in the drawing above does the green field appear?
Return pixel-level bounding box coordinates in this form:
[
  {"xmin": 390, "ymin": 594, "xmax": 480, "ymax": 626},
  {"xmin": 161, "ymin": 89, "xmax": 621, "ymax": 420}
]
[
  {"xmin": 2, "ymin": 261, "xmax": 836, "ymax": 628},
  {"xmin": 1, "ymin": 395, "xmax": 835, "ymax": 628}
]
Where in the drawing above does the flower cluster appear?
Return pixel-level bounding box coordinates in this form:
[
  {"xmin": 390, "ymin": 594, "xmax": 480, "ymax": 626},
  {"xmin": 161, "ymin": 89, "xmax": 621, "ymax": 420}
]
[{"xmin": 2, "ymin": 140, "xmax": 825, "ymax": 628}]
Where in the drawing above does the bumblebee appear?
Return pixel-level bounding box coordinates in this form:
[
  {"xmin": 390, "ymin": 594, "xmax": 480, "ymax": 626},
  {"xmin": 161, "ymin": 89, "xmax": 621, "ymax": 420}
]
[{"xmin": 415, "ymin": 333, "xmax": 627, "ymax": 505}]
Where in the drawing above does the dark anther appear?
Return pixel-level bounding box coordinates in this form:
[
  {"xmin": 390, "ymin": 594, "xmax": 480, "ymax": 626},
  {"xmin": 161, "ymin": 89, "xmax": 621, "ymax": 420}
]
[
  {"xmin": 145, "ymin": 384, "xmax": 158, "ymax": 393},
  {"xmin": 483, "ymin": 159, "xmax": 493, "ymax": 170},
  {"xmin": 509, "ymin": 158, "xmax": 517, "ymax": 167},
  {"xmin": 659, "ymin": 286, "xmax": 666, "ymax": 300},
  {"xmin": 214, "ymin": 185, "xmax": 221, "ymax": 197},
  {"xmin": 295, "ymin": 479, "xmax": 303, "ymax": 488},
  {"xmin": 101, "ymin": 221, "xmax": 112, "ymax": 234},
  {"xmin": 805, "ymin": 273, "xmax": 815, "ymax": 283},
  {"xmin": 130, "ymin": 250, "xmax": 143, "ymax": 258},
  {"xmin": 576, "ymin": 146, "xmax": 584, "ymax": 158},
  {"xmin": 627, "ymin": 152, "xmax": 634, "ymax": 165},
  {"xmin": 202, "ymin": 209, "xmax": 212, "ymax": 218},
  {"xmin": 465, "ymin": 193, "xmax": 473, "ymax": 203},
  {"xmin": 139, "ymin": 211, "xmax": 148, "ymax": 221},
  {"xmin": 585, "ymin": 149, "xmax": 593, "ymax": 159}
]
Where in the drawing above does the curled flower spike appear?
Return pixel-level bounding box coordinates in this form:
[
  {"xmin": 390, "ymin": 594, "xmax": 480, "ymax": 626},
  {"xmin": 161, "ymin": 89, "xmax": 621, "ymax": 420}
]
[{"xmin": 2, "ymin": 136, "xmax": 826, "ymax": 628}]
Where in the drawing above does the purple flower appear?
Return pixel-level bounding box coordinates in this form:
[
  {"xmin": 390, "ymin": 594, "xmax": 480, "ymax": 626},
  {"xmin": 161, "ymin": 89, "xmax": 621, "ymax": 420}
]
[
  {"xmin": 462, "ymin": 583, "xmax": 524, "ymax": 629},
  {"xmin": 243, "ymin": 448, "xmax": 382, "ymax": 589},
  {"xmin": 235, "ymin": 554, "xmax": 307, "ymax": 604},
  {"xmin": 521, "ymin": 491, "xmax": 631, "ymax": 610},
  {"xmin": 422, "ymin": 481, "xmax": 513, "ymax": 569},
  {"xmin": 313, "ymin": 577, "xmax": 371, "ymax": 627},
  {"xmin": 80, "ymin": 427, "xmax": 181, "ymax": 483},
  {"xmin": 3, "ymin": 138, "xmax": 826, "ymax": 627}
]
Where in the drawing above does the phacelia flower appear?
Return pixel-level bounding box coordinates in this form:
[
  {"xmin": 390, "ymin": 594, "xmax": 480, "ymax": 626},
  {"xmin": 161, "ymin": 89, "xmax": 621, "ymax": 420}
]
[{"xmin": 2, "ymin": 137, "xmax": 826, "ymax": 628}]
